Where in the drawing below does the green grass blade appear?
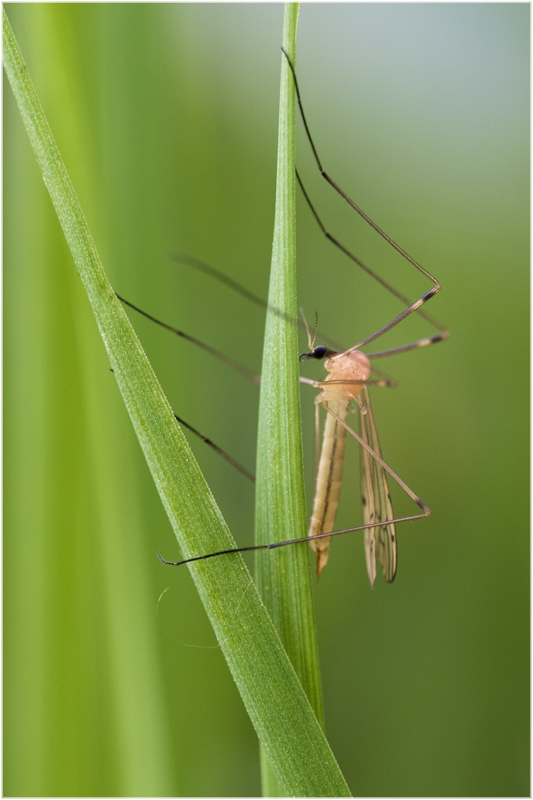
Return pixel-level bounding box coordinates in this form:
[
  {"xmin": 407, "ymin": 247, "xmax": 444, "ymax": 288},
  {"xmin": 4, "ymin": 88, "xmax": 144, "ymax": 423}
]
[
  {"xmin": 255, "ymin": 5, "xmax": 331, "ymax": 795},
  {"xmin": 3, "ymin": 8, "xmax": 350, "ymax": 796}
]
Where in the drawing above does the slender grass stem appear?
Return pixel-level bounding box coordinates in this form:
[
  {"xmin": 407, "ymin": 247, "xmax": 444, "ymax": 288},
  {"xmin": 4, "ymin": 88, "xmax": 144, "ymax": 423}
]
[{"xmin": 255, "ymin": 3, "xmax": 330, "ymax": 795}]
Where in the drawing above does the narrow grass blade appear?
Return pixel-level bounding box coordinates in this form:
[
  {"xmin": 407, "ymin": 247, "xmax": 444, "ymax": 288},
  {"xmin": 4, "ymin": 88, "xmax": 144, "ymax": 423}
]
[{"xmin": 255, "ymin": 4, "xmax": 332, "ymax": 795}]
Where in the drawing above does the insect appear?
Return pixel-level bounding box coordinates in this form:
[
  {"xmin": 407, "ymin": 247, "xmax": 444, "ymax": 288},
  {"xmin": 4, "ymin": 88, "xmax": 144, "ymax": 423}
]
[
  {"xmin": 131, "ymin": 48, "xmax": 449, "ymax": 584},
  {"xmin": 300, "ymin": 338, "xmax": 423, "ymax": 584}
]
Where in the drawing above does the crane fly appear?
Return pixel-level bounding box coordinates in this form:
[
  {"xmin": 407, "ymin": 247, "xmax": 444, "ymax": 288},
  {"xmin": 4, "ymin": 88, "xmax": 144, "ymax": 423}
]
[
  {"xmin": 123, "ymin": 47, "xmax": 449, "ymax": 585},
  {"xmin": 300, "ymin": 332, "xmax": 395, "ymax": 582},
  {"xmin": 284, "ymin": 46, "xmax": 448, "ymax": 584}
]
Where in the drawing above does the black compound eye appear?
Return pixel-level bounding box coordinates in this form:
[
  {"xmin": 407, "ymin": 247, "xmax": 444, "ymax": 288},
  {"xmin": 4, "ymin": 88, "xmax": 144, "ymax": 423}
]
[
  {"xmin": 298, "ymin": 344, "xmax": 331, "ymax": 361},
  {"xmin": 313, "ymin": 345, "xmax": 328, "ymax": 359}
]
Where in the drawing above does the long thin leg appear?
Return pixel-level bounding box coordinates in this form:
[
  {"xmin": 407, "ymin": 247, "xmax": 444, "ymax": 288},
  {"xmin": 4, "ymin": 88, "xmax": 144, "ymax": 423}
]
[
  {"xmin": 173, "ymin": 413, "xmax": 255, "ymax": 483},
  {"xmin": 366, "ymin": 334, "xmax": 447, "ymax": 359},
  {"xmin": 116, "ymin": 293, "xmax": 260, "ymax": 383},
  {"xmin": 158, "ymin": 509, "xmax": 429, "ymax": 568},
  {"xmin": 295, "ymin": 171, "xmax": 449, "ymax": 355},
  {"xmin": 167, "ymin": 256, "xmax": 417, "ymax": 384},
  {"xmin": 281, "ymin": 48, "xmax": 449, "ymax": 354},
  {"xmin": 119, "ymin": 290, "xmax": 396, "ymax": 485},
  {"xmin": 119, "ymin": 289, "xmax": 395, "ymax": 396},
  {"xmin": 168, "ymin": 255, "xmax": 418, "ymax": 380},
  {"xmin": 117, "ymin": 293, "xmax": 256, "ymax": 481},
  {"xmin": 169, "ymin": 252, "xmax": 344, "ymax": 353},
  {"xmin": 299, "ymin": 376, "xmax": 396, "ymax": 389},
  {"xmin": 321, "ymin": 402, "xmax": 429, "ymax": 515},
  {"xmin": 158, "ymin": 390, "xmax": 430, "ymax": 570}
]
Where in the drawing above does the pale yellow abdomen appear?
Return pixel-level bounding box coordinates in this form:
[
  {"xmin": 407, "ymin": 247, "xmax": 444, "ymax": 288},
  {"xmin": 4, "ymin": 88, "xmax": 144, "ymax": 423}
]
[{"xmin": 309, "ymin": 349, "xmax": 371, "ymax": 576}]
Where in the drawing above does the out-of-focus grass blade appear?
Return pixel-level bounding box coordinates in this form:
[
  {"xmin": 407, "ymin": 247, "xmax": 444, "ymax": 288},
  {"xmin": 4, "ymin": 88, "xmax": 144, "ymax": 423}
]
[{"xmin": 3, "ymin": 8, "xmax": 350, "ymax": 796}]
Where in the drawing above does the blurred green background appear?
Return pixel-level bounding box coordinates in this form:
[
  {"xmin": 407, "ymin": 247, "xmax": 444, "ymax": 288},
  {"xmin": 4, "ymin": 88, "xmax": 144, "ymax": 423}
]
[{"xmin": 4, "ymin": 4, "xmax": 528, "ymax": 797}]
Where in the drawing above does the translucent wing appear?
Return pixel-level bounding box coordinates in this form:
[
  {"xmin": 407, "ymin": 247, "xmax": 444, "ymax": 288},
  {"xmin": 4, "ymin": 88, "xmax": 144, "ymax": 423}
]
[{"xmin": 359, "ymin": 386, "xmax": 397, "ymax": 586}]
